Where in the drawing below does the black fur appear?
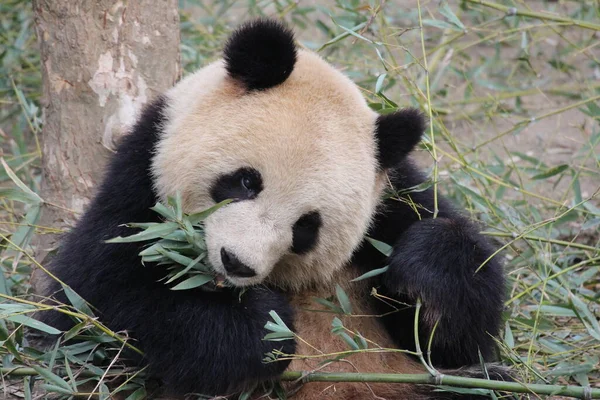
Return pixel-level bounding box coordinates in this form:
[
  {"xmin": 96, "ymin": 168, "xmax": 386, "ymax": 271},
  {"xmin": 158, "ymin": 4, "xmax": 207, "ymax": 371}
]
[
  {"xmin": 210, "ymin": 167, "xmax": 263, "ymax": 203},
  {"xmin": 291, "ymin": 211, "xmax": 322, "ymax": 254},
  {"xmin": 353, "ymin": 159, "xmax": 506, "ymax": 368},
  {"xmin": 375, "ymin": 108, "xmax": 426, "ymax": 169},
  {"xmin": 40, "ymin": 97, "xmax": 295, "ymax": 397},
  {"xmin": 224, "ymin": 19, "xmax": 297, "ymax": 91}
]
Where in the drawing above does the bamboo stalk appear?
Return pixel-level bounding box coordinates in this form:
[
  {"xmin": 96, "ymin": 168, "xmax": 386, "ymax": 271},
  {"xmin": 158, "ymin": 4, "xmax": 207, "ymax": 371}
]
[
  {"xmin": 463, "ymin": 0, "xmax": 600, "ymax": 32},
  {"xmin": 280, "ymin": 371, "xmax": 600, "ymax": 399},
  {"xmin": 5, "ymin": 367, "xmax": 599, "ymax": 398}
]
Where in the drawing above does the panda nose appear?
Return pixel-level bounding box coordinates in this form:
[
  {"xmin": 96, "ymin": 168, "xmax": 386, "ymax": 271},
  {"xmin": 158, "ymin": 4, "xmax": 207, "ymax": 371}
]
[{"xmin": 220, "ymin": 248, "xmax": 256, "ymax": 278}]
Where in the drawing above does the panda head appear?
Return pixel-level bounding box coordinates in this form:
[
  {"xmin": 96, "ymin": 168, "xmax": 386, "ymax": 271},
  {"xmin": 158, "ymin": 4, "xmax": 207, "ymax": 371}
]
[{"xmin": 152, "ymin": 19, "xmax": 424, "ymax": 291}]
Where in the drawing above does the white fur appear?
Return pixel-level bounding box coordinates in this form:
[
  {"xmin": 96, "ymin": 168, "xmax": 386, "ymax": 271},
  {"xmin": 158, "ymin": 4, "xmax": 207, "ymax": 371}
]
[{"xmin": 152, "ymin": 50, "xmax": 385, "ymax": 291}]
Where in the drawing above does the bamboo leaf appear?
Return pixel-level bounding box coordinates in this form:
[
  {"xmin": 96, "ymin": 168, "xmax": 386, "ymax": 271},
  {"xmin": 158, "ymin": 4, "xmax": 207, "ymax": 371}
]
[
  {"xmin": 150, "ymin": 202, "xmax": 176, "ymax": 220},
  {"xmin": 188, "ymin": 199, "xmax": 233, "ymax": 224},
  {"xmin": 375, "ymin": 73, "xmax": 387, "ymax": 94},
  {"xmin": 106, "ymin": 222, "xmax": 178, "ymax": 243},
  {"xmin": 0, "ymin": 158, "xmax": 42, "ymax": 204},
  {"xmin": 32, "ymin": 366, "xmax": 72, "ymax": 391},
  {"xmin": 335, "ymin": 284, "xmax": 352, "ymax": 315},
  {"xmin": 312, "ymin": 297, "xmax": 344, "ymax": 314},
  {"xmin": 170, "ymin": 274, "xmax": 214, "ymax": 290},
  {"xmin": 6, "ymin": 315, "xmax": 61, "ymax": 335},
  {"xmin": 531, "ymin": 164, "xmax": 569, "ymax": 180},
  {"xmin": 63, "ymin": 285, "xmax": 94, "ymax": 317},
  {"xmin": 165, "ymin": 253, "xmax": 206, "ymax": 284},
  {"xmin": 422, "ymin": 19, "xmax": 461, "ymax": 31},
  {"xmin": 351, "ymin": 266, "xmax": 389, "ymax": 282},
  {"xmin": 440, "ymin": 2, "xmax": 465, "ymax": 30},
  {"xmin": 365, "ymin": 237, "xmax": 393, "ymax": 257},
  {"xmin": 268, "ymin": 310, "xmax": 291, "ymax": 331},
  {"xmin": 125, "ymin": 388, "xmax": 147, "ymax": 400}
]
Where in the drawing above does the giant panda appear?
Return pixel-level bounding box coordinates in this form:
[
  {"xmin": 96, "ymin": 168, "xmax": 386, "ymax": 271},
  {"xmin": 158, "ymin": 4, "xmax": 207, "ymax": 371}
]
[{"xmin": 40, "ymin": 19, "xmax": 508, "ymax": 399}]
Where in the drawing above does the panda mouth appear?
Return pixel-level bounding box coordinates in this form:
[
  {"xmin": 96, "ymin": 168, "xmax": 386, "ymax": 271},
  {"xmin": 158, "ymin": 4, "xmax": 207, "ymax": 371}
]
[
  {"xmin": 195, "ymin": 273, "xmax": 228, "ymax": 292},
  {"xmin": 213, "ymin": 273, "xmax": 228, "ymax": 288}
]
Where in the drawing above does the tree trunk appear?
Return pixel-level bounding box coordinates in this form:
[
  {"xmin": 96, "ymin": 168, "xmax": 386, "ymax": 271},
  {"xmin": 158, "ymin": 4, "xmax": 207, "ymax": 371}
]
[{"xmin": 32, "ymin": 0, "xmax": 180, "ymax": 290}]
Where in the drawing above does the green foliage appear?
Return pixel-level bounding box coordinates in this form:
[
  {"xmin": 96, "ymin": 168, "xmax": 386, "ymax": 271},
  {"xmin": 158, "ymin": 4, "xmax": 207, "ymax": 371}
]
[
  {"xmin": 0, "ymin": 0, "xmax": 599, "ymax": 398},
  {"xmin": 107, "ymin": 194, "xmax": 231, "ymax": 290}
]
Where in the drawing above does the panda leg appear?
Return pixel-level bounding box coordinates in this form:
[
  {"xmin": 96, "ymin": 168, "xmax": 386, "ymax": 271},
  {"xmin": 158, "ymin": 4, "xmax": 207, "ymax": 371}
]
[
  {"xmin": 381, "ymin": 216, "xmax": 505, "ymax": 367},
  {"xmin": 355, "ymin": 160, "xmax": 506, "ymax": 369}
]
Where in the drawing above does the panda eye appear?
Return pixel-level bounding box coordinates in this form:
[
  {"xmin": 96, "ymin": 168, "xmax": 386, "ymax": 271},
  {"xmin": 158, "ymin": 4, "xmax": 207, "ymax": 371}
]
[
  {"xmin": 241, "ymin": 176, "xmax": 253, "ymax": 191},
  {"xmin": 210, "ymin": 167, "xmax": 263, "ymax": 203}
]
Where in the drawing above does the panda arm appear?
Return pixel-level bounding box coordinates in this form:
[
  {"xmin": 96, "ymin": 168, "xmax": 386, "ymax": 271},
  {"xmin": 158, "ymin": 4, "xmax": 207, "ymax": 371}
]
[
  {"xmin": 104, "ymin": 279, "xmax": 296, "ymax": 396},
  {"xmin": 48, "ymin": 254, "xmax": 295, "ymax": 396},
  {"xmin": 40, "ymin": 98, "xmax": 295, "ymax": 396},
  {"xmin": 353, "ymin": 158, "xmax": 505, "ymax": 368}
]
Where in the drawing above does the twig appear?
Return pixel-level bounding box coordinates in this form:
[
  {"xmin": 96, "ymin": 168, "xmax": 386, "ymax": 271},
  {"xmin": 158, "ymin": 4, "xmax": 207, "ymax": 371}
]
[{"xmin": 463, "ymin": 0, "xmax": 600, "ymax": 32}]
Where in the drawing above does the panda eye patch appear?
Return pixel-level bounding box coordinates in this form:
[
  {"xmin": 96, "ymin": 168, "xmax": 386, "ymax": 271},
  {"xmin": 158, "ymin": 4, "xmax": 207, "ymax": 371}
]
[
  {"xmin": 292, "ymin": 211, "xmax": 322, "ymax": 254},
  {"xmin": 210, "ymin": 167, "xmax": 263, "ymax": 203}
]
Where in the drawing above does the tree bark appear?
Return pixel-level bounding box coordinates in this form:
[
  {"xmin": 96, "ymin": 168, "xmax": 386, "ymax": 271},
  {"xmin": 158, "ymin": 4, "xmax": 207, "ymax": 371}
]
[{"xmin": 32, "ymin": 0, "xmax": 180, "ymax": 290}]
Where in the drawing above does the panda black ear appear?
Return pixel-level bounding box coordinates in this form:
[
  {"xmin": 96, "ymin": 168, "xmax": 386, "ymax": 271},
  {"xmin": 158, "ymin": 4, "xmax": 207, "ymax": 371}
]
[
  {"xmin": 375, "ymin": 108, "xmax": 426, "ymax": 169},
  {"xmin": 224, "ymin": 19, "xmax": 297, "ymax": 91}
]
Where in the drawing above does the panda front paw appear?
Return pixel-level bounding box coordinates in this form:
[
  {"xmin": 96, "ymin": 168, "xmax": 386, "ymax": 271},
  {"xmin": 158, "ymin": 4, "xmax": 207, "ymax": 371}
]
[{"xmin": 382, "ymin": 217, "xmax": 505, "ymax": 366}]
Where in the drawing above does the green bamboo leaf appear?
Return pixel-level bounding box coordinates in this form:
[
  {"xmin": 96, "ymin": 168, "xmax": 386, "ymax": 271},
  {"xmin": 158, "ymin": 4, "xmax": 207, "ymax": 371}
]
[
  {"xmin": 165, "ymin": 253, "xmax": 206, "ymax": 284},
  {"xmin": 106, "ymin": 222, "xmax": 178, "ymax": 243},
  {"xmin": 64, "ymin": 321, "xmax": 88, "ymax": 341},
  {"xmin": 156, "ymin": 247, "xmax": 196, "ymax": 267},
  {"xmin": 63, "ymin": 356, "xmax": 77, "ymax": 391},
  {"xmin": 99, "ymin": 383, "xmax": 110, "ymax": 400},
  {"xmin": 170, "ymin": 274, "xmax": 214, "ymax": 290},
  {"xmin": 188, "ymin": 199, "xmax": 233, "ymax": 224},
  {"xmin": 331, "ymin": 317, "xmax": 344, "ymax": 333},
  {"xmin": 440, "ymin": 2, "xmax": 465, "ymax": 30},
  {"xmin": 263, "ymin": 331, "xmax": 295, "ymax": 341},
  {"xmin": 141, "ymin": 254, "xmax": 168, "ymax": 263},
  {"xmin": 375, "ymin": 73, "xmax": 386, "ymax": 94},
  {"xmin": 335, "ymin": 284, "xmax": 352, "ymax": 315},
  {"xmin": 569, "ymin": 293, "xmax": 600, "ymax": 341},
  {"xmin": 63, "ymin": 285, "xmax": 94, "ymax": 316},
  {"xmin": 0, "ymin": 188, "xmax": 39, "ymax": 204},
  {"xmin": 365, "ymin": 237, "xmax": 393, "ymax": 257},
  {"xmin": 174, "ymin": 191, "xmax": 183, "ymax": 221},
  {"xmin": 354, "ymin": 332, "xmax": 368, "ymax": 349},
  {"xmin": 23, "ymin": 377, "xmax": 31, "ymax": 400},
  {"xmin": 531, "ymin": 164, "xmax": 569, "ymax": 180},
  {"xmin": 504, "ymin": 322, "xmax": 514, "ymax": 348},
  {"xmin": 338, "ymin": 331, "xmax": 359, "ymax": 350},
  {"xmin": 331, "ymin": 18, "xmax": 376, "ymax": 44},
  {"xmin": 125, "ymin": 388, "xmax": 147, "ymax": 400},
  {"xmin": 0, "ymin": 158, "xmax": 42, "ymax": 204},
  {"xmin": 6, "ymin": 314, "xmax": 61, "ymax": 335},
  {"xmin": 351, "ymin": 266, "xmax": 389, "ymax": 282},
  {"xmin": 312, "ymin": 297, "xmax": 344, "ymax": 314},
  {"xmin": 150, "ymin": 202, "xmax": 176, "ymax": 220},
  {"xmin": 422, "ymin": 19, "xmax": 460, "ymax": 31},
  {"xmin": 5, "ymin": 204, "xmax": 41, "ymax": 269},
  {"xmin": 32, "ymin": 366, "xmax": 72, "ymax": 391},
  {"xmin": 39, "ymin": 384, "xmax": 73, "ymax": 395},
  {"xmin": 525, "ymin": 305, "xmax": 577, "ymax": 317},
  {"xmin": 0, "ymin": 321, "xmax": 22, "ymax": 360},
  {"xmin": 268, "ymin": 310, "xmax": 291, "ymax": 331},
  {"xmin": 265, "ymin": 321, "xmax": 291, "ymax": 333},
  {"xmin": 316, "ymin": 22, "xmax": 367, "ymax": 51},
  {"xmin": 0, "ymin": 303, "xmax": 36, "ymax": 313}
]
